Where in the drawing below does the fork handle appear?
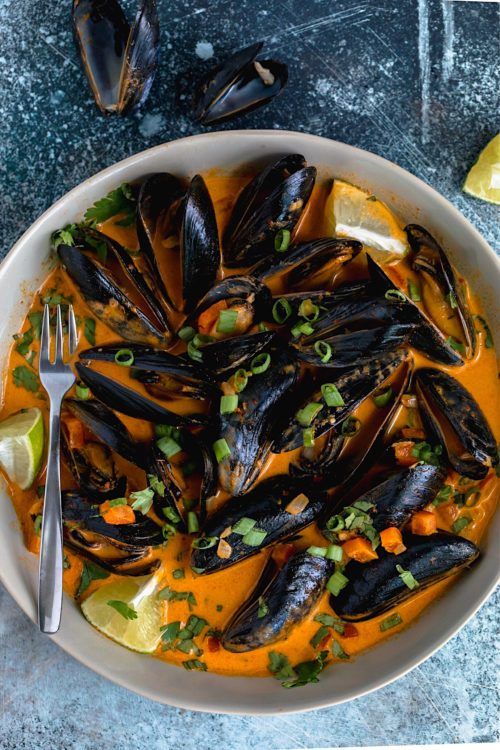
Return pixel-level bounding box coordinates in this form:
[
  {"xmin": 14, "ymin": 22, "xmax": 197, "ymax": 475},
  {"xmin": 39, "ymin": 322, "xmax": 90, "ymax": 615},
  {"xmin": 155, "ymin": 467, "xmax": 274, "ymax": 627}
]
[{"xmin": 38, "ymin": 402, "xmax": 64, "ymax": 634}]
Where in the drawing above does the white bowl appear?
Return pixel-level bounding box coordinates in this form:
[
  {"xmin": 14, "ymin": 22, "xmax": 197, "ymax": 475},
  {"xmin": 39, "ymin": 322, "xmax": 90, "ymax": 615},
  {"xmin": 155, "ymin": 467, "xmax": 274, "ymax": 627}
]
[{"xmin": 1, "ymin": 130, "xmax": 498, "ymax": 714}]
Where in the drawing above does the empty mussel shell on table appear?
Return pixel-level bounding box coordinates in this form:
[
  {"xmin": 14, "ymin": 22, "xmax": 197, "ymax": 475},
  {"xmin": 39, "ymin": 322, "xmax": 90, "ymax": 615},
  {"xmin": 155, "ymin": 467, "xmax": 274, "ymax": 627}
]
[
  {"xmin": 191, "ymin": 476, "xmax": 326, "ymax": 574},
  {"xmin": 73, "ymin": 0, "xmax": 159, "ymax": 115},
  {"xmin": 222, "ymin": 551, "xmax": 333, "ymax": 652},
  {"xmin": 333, "ymin": 532, "xmax": 480, "ymax": 621},
  {"xmin": 193, "ymin": 42, "xmax": 288, "ymax": 125}
]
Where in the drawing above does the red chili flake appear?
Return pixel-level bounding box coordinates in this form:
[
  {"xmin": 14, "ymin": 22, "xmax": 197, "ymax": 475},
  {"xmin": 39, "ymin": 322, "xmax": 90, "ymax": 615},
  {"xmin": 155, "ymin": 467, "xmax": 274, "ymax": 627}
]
[
  {"xmin": 342, "ymin": 624, "xmax": 359, "ymax": 638},
  {"xmin": 272, "ymin": 542, "xmax": 296, "ymax": 567},
  {"xmin": 207, "ymin": 636, "xmax": 220, "ymax": 652}
]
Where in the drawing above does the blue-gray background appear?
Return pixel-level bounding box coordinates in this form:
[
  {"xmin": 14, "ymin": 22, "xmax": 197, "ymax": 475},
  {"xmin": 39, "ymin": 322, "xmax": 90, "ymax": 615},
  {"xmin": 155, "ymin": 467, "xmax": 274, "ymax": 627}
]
[{"xmin": 0, "ymin": 0, "xmax": 498, "ymax": 747}]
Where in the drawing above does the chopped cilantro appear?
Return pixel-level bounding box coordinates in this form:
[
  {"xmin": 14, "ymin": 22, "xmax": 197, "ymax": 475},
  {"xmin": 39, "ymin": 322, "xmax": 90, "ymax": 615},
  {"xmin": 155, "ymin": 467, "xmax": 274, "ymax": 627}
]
[
  {"xmin": 84, "ymin": 317, "xmax": 96, "ymax": 346},
  {"xmin": 13, "ymin": 366, "xmax": 39, "ymax": 392},
  {"xmin": 84, "ymin": 183, "xmax": 136, "ymax": 226},
  {"xmin": 76, "ymin": 560, "xmax": 109, "ymax": 597},
  {"xmin": 107, "ymin": 600, "xmax": 138, "ymax": 620}
]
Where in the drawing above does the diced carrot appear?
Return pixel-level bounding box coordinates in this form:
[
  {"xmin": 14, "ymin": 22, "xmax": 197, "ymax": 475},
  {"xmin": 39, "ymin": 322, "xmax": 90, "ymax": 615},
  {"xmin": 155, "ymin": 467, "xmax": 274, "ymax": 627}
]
[
  {"xmin": 197, "ymin": 300, "xmax": 227, "ymax": 334},
  {"xmin": 392, "ymin": 440, "xmax": 417, "ymax": 467},
  {"xmin": 411, "ymin": 510, "xmax": 437, "ymax": 536},
  {"xmin": 380, "ymin": 527, "xmax": 407, "ymax": 555},
  {"xmin": 207, "ymin": 636, "xmax": 221, "ymax": 652},
  {"xmin": 272, "ymin": 542, "xmax": 296, "ymax": 567},
  {"xmin": 62, "ymin": 416, "xmax": 85, "ymax": 450},
  {"xmin": 342, "ymin": 537, "xmax": 378, "ymax": 563},
  {"xmin": 100, "ymin": 502, "xmax": 136, "ymax": 525},
  {"xmin": 401, "ymin": 428, "xmax": 426, "ymax": 440},
  {"xmin": 342, "ymin": 624, "xmax": 359, "ymax": 638}
]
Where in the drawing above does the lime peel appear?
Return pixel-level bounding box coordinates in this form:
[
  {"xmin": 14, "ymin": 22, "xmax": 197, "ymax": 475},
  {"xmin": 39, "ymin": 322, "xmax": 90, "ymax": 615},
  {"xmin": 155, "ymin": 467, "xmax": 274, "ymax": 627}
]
[{"xmin": 0, "ymin": 407, "xmax": 44, "ymax": 489}]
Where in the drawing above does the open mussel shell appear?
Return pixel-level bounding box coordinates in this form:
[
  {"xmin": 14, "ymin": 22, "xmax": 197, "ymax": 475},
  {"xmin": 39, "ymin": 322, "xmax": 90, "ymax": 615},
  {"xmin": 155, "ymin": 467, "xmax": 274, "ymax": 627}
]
[
  {"xmin": 58, "ymin": 244, "xmax": 167, "ymax": 345},
  {"xmin": 222, "ymin": 551, "xmax": 333, "ymax": 652},
  {"xmin": 367, "ymin": 255, "xmax": 462, "ymax": 366},
  {"xmin": 251, "ymin": 239, "xmax": 360, "ymax": 286},
  {"xmin": 193, "ymin": 42, "xmax": 287, "ymax": 125},
  {"xmin": 334, "ymin": 532, "xmax": 480, "ymax": 621},
  {"xmin": 415, "ymin": 368, "xmax": 498, "ymax": 479},
  {"xmin": 80, "ymin": 343, "xmax": 217, "ymax": 400},
  {"xmin": 62, "ymin": 491, "xmax": 164, "ymax": 548},
  {"xmin": 61, "ymin": 430, "xmax": 127, "ymax": 502},
  {"xmin": 407, "ymin": 224, "xmax": 476, "ymax": 358},
  {"xmin": 223, "ymin": 154, "xmax": 317, "ymax": 267},
  {"xmin": 275, "ymin": 349, "xmax": 409, "ymax": 453},
  {"xmin": 183, "ymin": 275, "xmax": 271, "ymax": 330},
  {"xmin": 217, "ymin": 348, "xmax": 299, "ymax": 495},
  {"xmin": 65, "ymin": 527, "xmax": 161, "ymax": 577},
  {"xmin": 191, "ymin": 476, "xmax": 326, "ymax": 574},
  {"xmin": 73, "ymin": 0, "xmax": 159, "ymax": 115},
  {"xmin": 199, "ymin": 330, "xmax": 276, "ymax": 375},
  {"xmin": 181, "ymin": 175, "xmax": 221, "ymax": 311},
  {"xmin": 75, "ymin": 362, "xmax": 212, "ymax": 427}
]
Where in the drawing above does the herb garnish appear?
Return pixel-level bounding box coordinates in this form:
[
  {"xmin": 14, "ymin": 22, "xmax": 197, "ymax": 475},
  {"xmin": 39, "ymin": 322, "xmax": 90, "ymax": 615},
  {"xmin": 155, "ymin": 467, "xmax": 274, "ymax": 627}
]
[
  {"xmin": 107, "ymin": 600, "xmax": 138, "ymax": 620},
  {"xmin": 13, "ymin": 365, "xmax": 39, "ymax": 393},
  {"xmin": 158, "ymin": 586, "xmax": 197, "ymax": 610},
  {"xmin": 130, "ymin": 487, "xmax": 155, "ymax": 515},
  {"xmin": 84, "ymin": 183, "xmax": 136, "ymax": 227},
  {"xmin": 84, "ymin": 317, "xmax": 96, "ymax": 346},
  {"xmin": 76, "ymin": 560, "xmax": 109, "ymax": 597}
]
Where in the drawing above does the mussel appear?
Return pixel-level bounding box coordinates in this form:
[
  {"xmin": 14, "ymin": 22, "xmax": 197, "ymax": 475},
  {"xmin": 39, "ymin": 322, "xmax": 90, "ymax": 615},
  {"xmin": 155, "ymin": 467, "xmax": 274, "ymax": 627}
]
[
  {"xmin": 333, "ymin": 532, "xmax": 480, "ymax": 620},
  {"xmin": 191, "ymin": 476, "xmax": 326, "ymax": 574},
  {"xmin": 193, "ymin": 42, "xmax": 288, "ymax": 125},
  {"xmin": 216, "ymin": 347, "xmax": 299, "ymax": 495},
  {"xmin": 197, "ymin": 330, "xmax": 276, "ymax": 375},
  {"xmin": 222, "ymin": 155, "xmax": 317, "ymax": 267},
  {"xmin": 415, "ymin": 368, "xmax": 498, "ymax": 479},
  {"xmin": 61, "ymin": 427, "xmax": 127, "ymax": 501},
  {"xmin": 222, "ymin": 551, "xmax": 332, "ymax": 652},
  {"xmin": 73, "ymin": 0, "xmax": 159, "ymax": 115}
]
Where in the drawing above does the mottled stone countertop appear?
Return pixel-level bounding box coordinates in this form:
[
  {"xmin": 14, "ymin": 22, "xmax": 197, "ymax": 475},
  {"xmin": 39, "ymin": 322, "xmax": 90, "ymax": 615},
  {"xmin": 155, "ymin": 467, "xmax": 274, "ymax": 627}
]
[{"xmin": 0, "ymin": 0, "xmax": 498, "ymax": 747}]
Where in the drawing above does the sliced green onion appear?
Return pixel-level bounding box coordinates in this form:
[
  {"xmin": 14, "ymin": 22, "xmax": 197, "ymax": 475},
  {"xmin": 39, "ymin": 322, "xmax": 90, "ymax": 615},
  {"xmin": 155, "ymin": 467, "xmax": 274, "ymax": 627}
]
[
  {"xmin": 310, "ymin": 625, "xmax": 330, "ymax": 649},
  {"xmin": 291, "ymin": 321, "xmax": 314, "ymax": 338},
  {"xmin": 326, "ymin": 515, "xmax": 345, "ymax": 532},
  {"xmin": 408, "ymin": 280, "xmax": 421, "ymax": 301},
  {"xmin": 257, "ymin": 597, "xmax": 269, "ymax": 618},
  {"xmin": 464, "ymin": 488, "xmax": 481, "ymax": 507},
  {"xmin": 33, "ymin": 514, "xmax": 43, "ymax": 535},
  {"xmin": 178, "ymin": 326, "xmax": 195, "ymax": 342},
  {"xmin": 306, "ymin": 545, "xmax": 327, "ymax": 557},
  {"xmin": 314, "ymin": 340, "xmax": 332, "ymax": 363},
  {"xmin": 241, "ymin": 527, "xmax": 267, "ymax": 546},
  {"xmin": 341, "ymin": 417, "xmax": 361, "ymax": 437},
  {"xmin": 446, "ymin": 336, "xmax": 465, "ymax": 354},
  {"xmin": 331, "ymin": 639, "xmax": 349, "ymax": 660},
  {"xmin": 217, "ymin": 309, "xmax": 239, "ymax": 334},
  {"xmin": 233, "ymin": 369, "xmax": 248, "ymax": 393},
  {"xmin": 187, "ymin": 340, "xmax": 203, "ymax": 362},
  {"xmin": 251, "ymin": 352, "xmax": 271, "ymax": 374},
  {"xmin": 379, "ymin": 613, "xmax": 402, "ymax": 632},
  {"xmin": 432, "ymin": 484, "xmax": 453, "ymax": 506},
  {"xmin": 232, "ymin": 517, "xmax": 257, "ymax": 535},
  {"xmin": 220, "ymin": 394, "xmax": 238, "ymax": 414},
  {"xmin": 75, "ymin": 381, "xmax": 90, "ymax": 400},
  {"xmin": 303, "ymin": 427, "xmax": 315, "ymax": 447},
  {"xmin": 372, "ymin": 387, "xmax": 393, "ymax": 408},
  {"xmin": 326, "ymin": 544, "xmax": 343, "ymax": 562},
  {"xmin": 191, "ymin": 536, "xmax": 217, "ymax": 549},
  {"xmin": 326, "ymin": 570, "xmax": 349, "ymax": 597},
  {"xmin": 213, "ymin": 438, "xmax": 231, "ymax": 463},
  {"xmin": 187, "ymin": 511, "xmax": 199, "ymax": 534},
  {"xmin": 321, "ymin": 383, "xmax": 344, "ymax": 407},
  {"xmin": 272, "ymin": 298, "xmax": 292, "ymax": 324},
  {"xmin": 172, "ymin": 568, "xmax": 185, "ymax": 579},
  {"xmin": 163, "ymin": 507, "xmax": 181, "ymax": 524},
  {"xmin": 274, "ymin": 228, "xmax": 291, "ymax": 252},
  {"xmin": 193, "ymin": 333, "xmax": 213, "ymax": 348},
  {"xmin": 384, "ymin": 289, "xmax": 406, "ymax": 302},
  {"xmin": 114, "ymin": 348, "xmax": 134, "ymax": 366},
  {"xmin": 296, "ymin": 402, "xmax": 323, "ymax": 427},
  {"xmin": 156, "ymin": 436, "xmax": 182, "ymax": 459},
  {"xmin": 452, "ymin": 516, "xmax": 471, "ymax": 534},
  {"xmin": 396, "ymin": 564, "xmax": 419, "ymax": 590},
  {"xmin": 258, "ymin": 322, "xmax": 269, "ymax": 332},
  {"xmin": 298, "ymin": 299, "xmax": 320, "ymax": 322}
]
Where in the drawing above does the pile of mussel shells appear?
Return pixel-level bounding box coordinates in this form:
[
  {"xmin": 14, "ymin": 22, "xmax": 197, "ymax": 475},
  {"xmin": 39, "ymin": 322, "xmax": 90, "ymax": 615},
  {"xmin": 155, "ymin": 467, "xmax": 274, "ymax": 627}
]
[{"xmin": 58, "ymin": 153, "xmax": 497, "ymax": 654}]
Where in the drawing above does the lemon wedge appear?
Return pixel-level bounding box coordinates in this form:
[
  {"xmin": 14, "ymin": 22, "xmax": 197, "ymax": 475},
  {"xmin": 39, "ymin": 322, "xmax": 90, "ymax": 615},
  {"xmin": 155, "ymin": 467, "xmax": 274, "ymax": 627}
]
[
  {"xmin": 0, "ymin": 407, "xmax": 44, "ymax": 489},
  {"xmin": 81, "ymin": 576, "xmax": 162, "ymax": 653},
  {"xmin": 326, "ymin": 179, "xmax": 409, "ymax": 258},
  {"xmin": 463, "ymin": 133, "xmax": 500, "ymax": 205}
]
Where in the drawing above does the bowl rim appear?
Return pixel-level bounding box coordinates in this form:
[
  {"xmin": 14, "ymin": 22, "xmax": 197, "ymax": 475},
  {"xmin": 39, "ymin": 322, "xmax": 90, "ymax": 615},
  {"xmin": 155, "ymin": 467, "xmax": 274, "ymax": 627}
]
[{"xmin": 1, "ymin": 129, "xmax": 499, "ymax": 715}]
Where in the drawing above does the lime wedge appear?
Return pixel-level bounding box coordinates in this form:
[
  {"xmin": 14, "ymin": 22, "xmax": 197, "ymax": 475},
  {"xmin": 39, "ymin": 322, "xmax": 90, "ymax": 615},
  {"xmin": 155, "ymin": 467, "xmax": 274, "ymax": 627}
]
[
  {"xmin": 463, "ymin": 133, "xmax": 500, "ymax": 205},
  {"xmin": 326, "ymin": 179, "xmax": 409, "ymax": 258},
  {"xmin": 0, "ymin": 407, "xmax": 44, "ymax": 489},
  {"xmin": 81, "ymin": 576, "xmax": 162, "ymax": 653}
]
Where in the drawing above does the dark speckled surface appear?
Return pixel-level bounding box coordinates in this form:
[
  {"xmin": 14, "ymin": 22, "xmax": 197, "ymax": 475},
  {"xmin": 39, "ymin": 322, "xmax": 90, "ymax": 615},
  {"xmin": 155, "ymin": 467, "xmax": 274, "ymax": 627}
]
[{"xmin": 0, "ymin": 0, "xmax": 499, "ymax": 747}]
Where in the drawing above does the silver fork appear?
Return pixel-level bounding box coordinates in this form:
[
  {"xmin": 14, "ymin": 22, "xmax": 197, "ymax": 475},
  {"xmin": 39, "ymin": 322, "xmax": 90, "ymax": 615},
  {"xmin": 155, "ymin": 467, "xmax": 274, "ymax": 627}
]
[{"xmin": 38, "ymin": 304, "xmax": 77, "ymax": 633}]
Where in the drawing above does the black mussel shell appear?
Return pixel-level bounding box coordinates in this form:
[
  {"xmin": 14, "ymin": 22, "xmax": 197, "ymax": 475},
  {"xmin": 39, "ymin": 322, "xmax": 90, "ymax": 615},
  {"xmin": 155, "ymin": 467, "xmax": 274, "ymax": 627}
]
[
  {"xmin": 275, "ymin": 350, "xmax": 409, "ymax": 453},
  {"xmin": 333, "ymin": 532, "xmax": 480, "ymax": 621},
  {"xmin": 181, "ymin": 175, "xmax": 220, "ymax": 311},
  {"xmin": 193, "ymin": 42, "xmax": 287, "ymax": 125},
  {"xmin": 416, "ymin": 368, "xmax": 498, "ymax": 479},
  {"xmin": 222, "ymin": 551, "xmax": 333, "ymax": 652},
  {"xmin": 251, "ymin": 239, "xmax": 359, "ymax": 284},
  {"xmin": 191, "ymin": 476, "xmax": 326, "ymax": 574},
  {"xmin": 61, "ymin": 430, "xmax": 127, "ymax": 501},
  {"xmin": 58, "ymin": 244, "xmax": 166, "ymax": 345},
  {"xmin": 223, "ymin": 155, "xmax": 316, "ymax": 267},
  {"xmin": 217, "ymin": 348, "xmax": 300, "ymax": 495},
  {"xmin": 199, "ymin": 330, "xmax": 276, "ymax": 375},
  {"xmin": 407, "ymin": 224, "xmax": 476, "ymax": 358},
  {"xmin": 75, "ymin": 362, "xmax": 212, "ymax": 427},
  {"xmin": 64, "ymin": 527, "xmax": 161, "ymax": 577},
  {"xmin": 73, "ymin": 0, "xmax": 159, "ymax": 115},
  {"xmin": 184, "ymin": 275, "xmax": 272, "ymax": 330},
  {"xmin": 136, "ymin": 172, "xmax": 185, "ymax": 313}
]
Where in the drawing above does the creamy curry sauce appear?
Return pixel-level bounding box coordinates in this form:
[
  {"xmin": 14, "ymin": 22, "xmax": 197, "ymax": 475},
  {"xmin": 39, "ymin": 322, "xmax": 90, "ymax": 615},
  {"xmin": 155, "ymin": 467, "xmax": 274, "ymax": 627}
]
[{"xmin": 1, "ymin": 173, "xmax": 498, "ymax": 677}]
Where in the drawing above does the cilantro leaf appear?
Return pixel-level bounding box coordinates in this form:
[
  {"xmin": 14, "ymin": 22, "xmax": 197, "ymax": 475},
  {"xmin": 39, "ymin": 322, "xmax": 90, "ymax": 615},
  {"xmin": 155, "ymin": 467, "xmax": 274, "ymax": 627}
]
[
  {"xmin": 15, "ymin": 327, "xmax": 34, "ymax": 356},
  {"xmin": 84, "ymin": 317, "xmax": 96, "ymax": 346},
  {"xmin": 13, "ymin": 366, "xmax": 39, "ymax": 392},
  {"xmin": 51, "ymin": 224, "xmax": 78, "ymax": 250},
  {"xmin": 282, "ymin": 651, "xmax": 329, "ymax": 688},
  {"xmin": 107, "ymin": 600, "xmax": 138, "ymax": 620},
  {"xmin": 84, "ymin": 183, "xmax": 136, "ymax": 226},
  {"xmin": 28, "ymin": 312, "xmax": 43, "ymax": 339},
  {"xmin": 268, "ymin": 651, "xmax": 295, "ymax": 680},
  {"xmin": 157, "ymin": 586, "xmax": 197, "ymax": 610},
  {"xmin": 76, "ymin": 560, "xmax": 109, "ymax": 597}
]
